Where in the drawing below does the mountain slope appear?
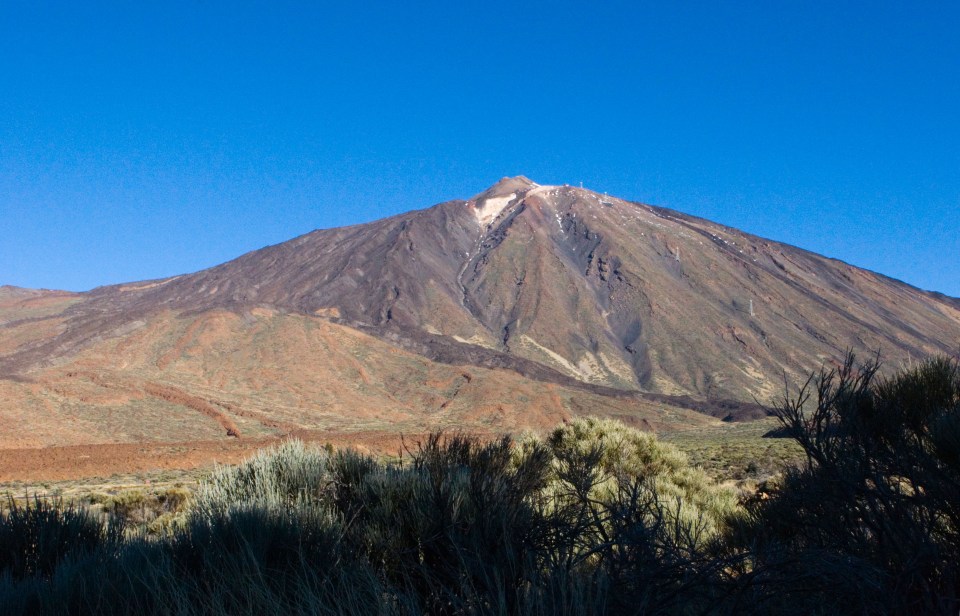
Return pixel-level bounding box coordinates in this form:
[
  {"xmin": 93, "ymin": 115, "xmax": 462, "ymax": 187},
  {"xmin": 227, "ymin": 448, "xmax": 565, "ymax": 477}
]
[
  {"xmin": 3, "ymin": 307, "xmax": 715, "ymax": 451},
  {"xmin": 8, "ymin": 176, "xmax": 955, "ymax": 398}
]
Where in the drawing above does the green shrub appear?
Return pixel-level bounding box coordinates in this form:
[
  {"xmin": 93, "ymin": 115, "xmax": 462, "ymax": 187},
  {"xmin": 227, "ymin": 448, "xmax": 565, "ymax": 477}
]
[
  {"xmin": 539, "ymin": 418, "xmax": 739, "ymax": 613},
  {"xmin": 546, "ymin": 417, "xmax": 738, "ymax": 538},
  {"xmin": 191, "ymin": 439, "xmax": 334, "ymax": 516}
]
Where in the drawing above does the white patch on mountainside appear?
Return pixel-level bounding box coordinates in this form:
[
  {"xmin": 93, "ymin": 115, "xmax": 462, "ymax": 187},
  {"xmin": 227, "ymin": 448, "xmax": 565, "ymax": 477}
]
[
  {"xmin": 474, "ymin": 193, "xmax": 516, "ymax": 227},
  {"xmin": 518, "ymin": 335, "xmax": 581, "ymax": 378},
  {"xmin": 523, "ymin": 184, "xmax": 557, "ymax": 200}
]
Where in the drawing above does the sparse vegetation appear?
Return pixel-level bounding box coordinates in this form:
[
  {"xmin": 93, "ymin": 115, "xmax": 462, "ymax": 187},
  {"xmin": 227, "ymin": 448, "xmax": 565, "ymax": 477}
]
[
  {"xmin": 661, "ymin": 416, "xmax": 805, "ymax": 483},
  {"xmin": 1, "ymin": 354, "xmax": 958, "ymax": 614}
]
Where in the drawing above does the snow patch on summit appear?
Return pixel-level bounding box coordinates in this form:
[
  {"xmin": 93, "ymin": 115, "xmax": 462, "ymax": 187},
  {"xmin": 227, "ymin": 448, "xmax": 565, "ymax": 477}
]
[{"xmin": 474, "ymin": 193, "xmax": 515, "ymax": 227}]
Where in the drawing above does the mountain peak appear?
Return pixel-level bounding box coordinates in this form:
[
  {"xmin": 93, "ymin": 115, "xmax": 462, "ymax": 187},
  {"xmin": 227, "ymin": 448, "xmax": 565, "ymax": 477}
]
[
  {"xmin": 474, "ymin": 176, "xmax": 539, "ymax": 200},
  {"xmin": 468, "ymin": 176, "xmax": 541, "ymax": 227}
]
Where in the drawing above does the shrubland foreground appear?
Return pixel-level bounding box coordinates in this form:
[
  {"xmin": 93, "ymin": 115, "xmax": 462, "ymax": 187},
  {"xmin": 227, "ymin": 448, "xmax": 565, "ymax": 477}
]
[{"xmin": 1, "ymin": 355, "xmax": 958, "ymax": 615}]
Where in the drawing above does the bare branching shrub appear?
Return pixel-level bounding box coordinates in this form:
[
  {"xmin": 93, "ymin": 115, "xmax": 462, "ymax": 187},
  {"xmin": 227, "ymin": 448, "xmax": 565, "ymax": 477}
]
[{"xmin": 726, "ymin": 354, "xmax": 960, "ymax": 615}]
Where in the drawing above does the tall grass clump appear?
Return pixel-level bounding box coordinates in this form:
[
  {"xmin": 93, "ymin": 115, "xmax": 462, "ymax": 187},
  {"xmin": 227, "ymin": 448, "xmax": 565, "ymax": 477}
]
[
  {"xmin": 0, "ymin": 496, "xmax": 121, "ymax": 581},
  {"xmin": 0, "ymin": 446, "xmax": 387, "ymax": 615},
  {"xmin": 328, "ymin": 433, "xmax": 556, "ymax": 614}
]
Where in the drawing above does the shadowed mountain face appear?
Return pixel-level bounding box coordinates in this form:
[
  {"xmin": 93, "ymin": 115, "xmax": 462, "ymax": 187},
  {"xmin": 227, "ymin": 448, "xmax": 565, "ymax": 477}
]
[{"xmin": 2, "ymin": 177, "xmax": 960, "ymax": 453}]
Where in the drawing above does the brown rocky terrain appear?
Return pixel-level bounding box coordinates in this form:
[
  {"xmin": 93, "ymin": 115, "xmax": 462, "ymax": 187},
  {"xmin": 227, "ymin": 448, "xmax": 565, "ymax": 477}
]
[{"xmin": 2, "ymin": 177, "xmax": 959, "ymax": 480}]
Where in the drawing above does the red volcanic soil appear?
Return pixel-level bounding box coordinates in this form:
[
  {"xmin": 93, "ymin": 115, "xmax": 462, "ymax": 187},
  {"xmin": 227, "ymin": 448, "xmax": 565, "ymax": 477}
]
[{"xmin": 0, "ymin": 430, "xmax": 445, "ymax": 482}]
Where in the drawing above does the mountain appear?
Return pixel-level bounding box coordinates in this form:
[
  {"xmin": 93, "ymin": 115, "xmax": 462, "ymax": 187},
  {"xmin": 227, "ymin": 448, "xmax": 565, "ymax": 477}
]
[{"xmin": 2, "ymin": 177, "xmax": 959, "ymax": 476}]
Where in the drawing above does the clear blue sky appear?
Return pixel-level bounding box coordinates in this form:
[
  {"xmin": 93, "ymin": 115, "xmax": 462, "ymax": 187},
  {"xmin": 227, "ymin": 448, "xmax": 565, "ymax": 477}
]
[{"xmin": 2, "ymin": 2, "xmax": 958, "ymax": 296}]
